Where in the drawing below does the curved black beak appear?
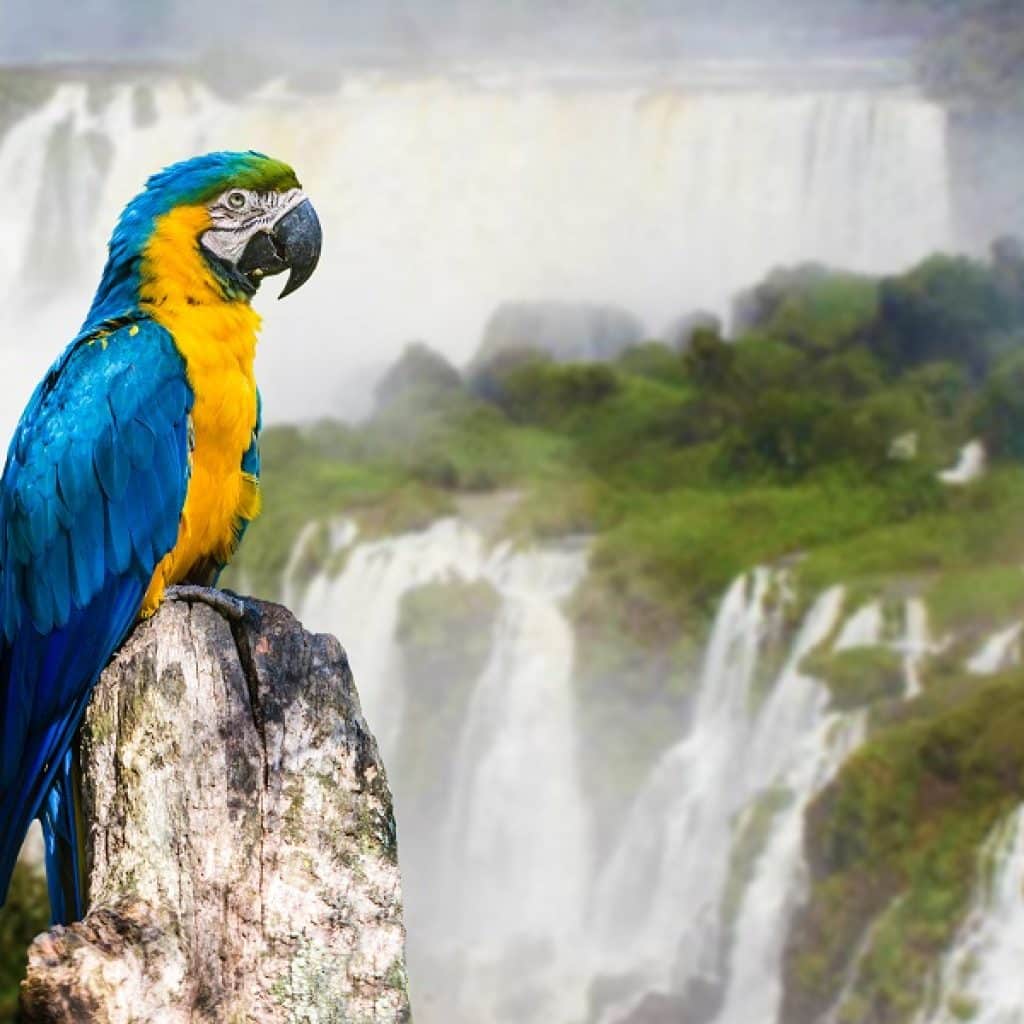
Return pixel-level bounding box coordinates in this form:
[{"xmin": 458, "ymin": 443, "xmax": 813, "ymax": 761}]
[{"xmin": 237, "ymin": 198, "xmax": 322, "ymax": 299}]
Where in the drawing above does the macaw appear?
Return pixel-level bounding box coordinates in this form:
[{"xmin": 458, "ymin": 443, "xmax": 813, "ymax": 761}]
[{"xmin": 0, "ymin": 150, "xmax": 321, "ymax": 925}]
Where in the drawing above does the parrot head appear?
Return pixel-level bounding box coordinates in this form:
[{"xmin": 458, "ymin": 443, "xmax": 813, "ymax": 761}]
[
  {"xmin": 90, "ymin": 150, "xmax": 322, "ymax": 324},
  {"xmin": 190, "ymin": 153, "xmax": 322, "ymax": 300}
]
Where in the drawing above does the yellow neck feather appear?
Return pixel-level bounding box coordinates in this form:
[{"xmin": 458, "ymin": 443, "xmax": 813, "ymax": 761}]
[
  {"xmin": 138, "ymin": 204, "xmax": 263, "ymax": 614},
  {"xmin": 139, "ymin": 204, "xmax": 261, "ymax": 365}
]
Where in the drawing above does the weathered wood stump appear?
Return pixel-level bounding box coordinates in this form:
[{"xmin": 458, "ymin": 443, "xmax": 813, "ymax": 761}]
[{"xmin": 20, "ymin": 598, "xmax": 411, "ymax": 1023}]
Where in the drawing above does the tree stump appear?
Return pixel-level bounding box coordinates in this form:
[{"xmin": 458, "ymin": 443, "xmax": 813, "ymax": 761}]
[{"xmin": 20, "ymin": 598, "xmax": 411, "ymax": 1023}]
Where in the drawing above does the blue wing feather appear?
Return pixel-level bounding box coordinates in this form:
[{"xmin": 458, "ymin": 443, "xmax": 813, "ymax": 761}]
[
  {"xmin": 0, "ymin": 317, "xmax": 193, "ymax": 922},
  {"xmin": 94, "ymin": 423, "xmax": 131, "ymax": 503}
]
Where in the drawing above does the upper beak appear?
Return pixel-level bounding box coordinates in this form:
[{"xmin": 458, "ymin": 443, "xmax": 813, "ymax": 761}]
[{"xmin": 237, "ymin": 198, "xmax": 322, "ymax": 299}]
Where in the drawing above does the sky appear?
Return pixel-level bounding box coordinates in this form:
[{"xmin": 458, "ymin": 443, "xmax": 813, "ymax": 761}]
[{"xmin": 0, "ymin": 0, "xmax": 929, "ymax": 67}]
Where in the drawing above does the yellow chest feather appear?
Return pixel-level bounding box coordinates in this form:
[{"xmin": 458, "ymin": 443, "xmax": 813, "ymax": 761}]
[{"xmin": 138, "ymin": 205, "xmax": 262, "ymax": 613}]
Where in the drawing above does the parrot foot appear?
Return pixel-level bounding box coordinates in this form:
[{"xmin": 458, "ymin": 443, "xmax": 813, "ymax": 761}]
[{"xmin": 164, "ymin": 585, "xmax": 249, "ymax": 622}]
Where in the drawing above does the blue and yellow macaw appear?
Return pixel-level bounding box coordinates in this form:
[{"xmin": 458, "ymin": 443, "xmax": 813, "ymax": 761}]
[{"xmin": 0, "ymin": 151, "xmax": 321, "ymax": 925}]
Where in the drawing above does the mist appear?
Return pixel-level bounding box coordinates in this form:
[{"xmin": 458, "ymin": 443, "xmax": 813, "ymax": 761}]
[
  {"xmin": 0, "ymin": 0, "xmax": 943, "ymax": 66},
  {"xmin": 0, "ymin": 0, "xmax": 997, "ymax": 439}
]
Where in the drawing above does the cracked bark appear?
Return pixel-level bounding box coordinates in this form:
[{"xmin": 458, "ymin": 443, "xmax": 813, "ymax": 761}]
[{"xmin": 20, "ymin": 599, "xmax": 411, "ymax": 1024}]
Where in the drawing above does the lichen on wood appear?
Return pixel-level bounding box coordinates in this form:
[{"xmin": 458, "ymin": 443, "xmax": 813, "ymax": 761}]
[{"xmin": 20, "ymin": 598, "xmax": 411, "ymax": 1024}]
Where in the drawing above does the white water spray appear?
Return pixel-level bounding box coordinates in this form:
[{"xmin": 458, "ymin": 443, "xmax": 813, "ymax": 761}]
[
  {"xmin": 284, "ymin": 519, "xmax": 1024, "ymax": 1024},
  {"xmin": 291, "ymin": 518, "xmax": 591, "ymax": 1024},
  {"xmin": 588, "ymin": 575, "xmax": 871, "ymax": 1024},
  {"xmin": 967, "ymin": 623, "xmax": 1023, "ymax": 676},
  {"xmin": 918, "ymin": 807, "xmax": 1024, "ymax": 1024},
  {"xmin": 0, "ymin": 67, "xmax": 955, "ymax": 439}
]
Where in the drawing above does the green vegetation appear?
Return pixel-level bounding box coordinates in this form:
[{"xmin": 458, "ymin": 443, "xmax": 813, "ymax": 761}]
[
  {"xmin": 394, "ymin": 575, "xmax": 502, "ymax": 816},
  {"xmin": 925, "ymin": 564, "xmax": 1024, "ymax": 635},
  {"xmin": 975, "ymin": 343, "xmax": 1024, "ymax": 461},
  {"xmin": 803, "ymin": 646, "xmax": 905, "ymax": 711},
  {"xmin": 799, "ymin": 464, "xmax": 1024, "ymax": 576},
  {"xmin": 786, "ymin": 671, "xmax": 1024, "ymax": 1024},
  {"xmin": 0, "ymin": 859, "xmax": 48, "ymax": 1020},
  {"xmin": 230, "ymin": 242, "xmax": 1024, "ymax": 840}
]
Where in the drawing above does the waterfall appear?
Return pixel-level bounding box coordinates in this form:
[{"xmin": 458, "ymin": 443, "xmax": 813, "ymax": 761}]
[
  {"xmin": 434, "ymin": 542, "xmax": 592, "ymax": 1023},
  {"xmin": 292, "ymin": 518, "xmax": 488, "ymax": 752},
  {"xmin": 917, "ymin": 807, "xmax": 1024, "ymax": 1024},
  {"xmin": 712, "ymin": 597, "xmax": 865, "ymax": 1024},
  {"xmin": 588, "ymin": 575, "xmax": 869, "ymax": 1024},
  {"xmin": 290, "ymin": 518, "xmax": 591, "ymax": 1023},
  {"xmin": 967, "ymin": 623, "xmax": 1023, "ymax": 676},
  {"xmin": 834, "ymin": 601, "xmax": 883, "ymax": 649},
  {"xmin": 438, "ymin": 545, "xmax": 591, "ymax": 932},
  {"xmin": 590, "ymin": 571, "xmax": 785, "ymax": 988},
  {"xmin": 901, "ymin": 598, "xmax": 932, "ymax": 699},
  {"xmin": 0, "ymin": 67, "xmax": 955, "ymax": 438},
  {"xmin": 283, "ymin": 517, "xmax": 1024, "ymax": 1024}
]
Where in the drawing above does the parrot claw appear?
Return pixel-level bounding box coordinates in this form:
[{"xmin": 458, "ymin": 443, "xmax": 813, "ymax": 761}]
[{"xmin": 164, "ymin": 585, "xmax": 249, "ymax": 622}]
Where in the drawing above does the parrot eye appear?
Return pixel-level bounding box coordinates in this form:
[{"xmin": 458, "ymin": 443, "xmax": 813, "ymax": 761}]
[{"xmin": 226, "ymin": 190, "xmax": 247, "ymax": 211}]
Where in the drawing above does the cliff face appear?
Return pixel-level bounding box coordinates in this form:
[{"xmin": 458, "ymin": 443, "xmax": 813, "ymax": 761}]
[
  {"xmin": 947, "ymin": 111, "xmax": 1024, "ymax": 248},
  {"xmin": 20, "ymin": 597, "xmax": 411, "ymax": 1024},
  {"xmin": 473, "ymin": 302, "xmax": 647, "ymax": 367},
  {"xmin": 781, "ymin": 670, "xmax": 1024, "ymax": 1024}
]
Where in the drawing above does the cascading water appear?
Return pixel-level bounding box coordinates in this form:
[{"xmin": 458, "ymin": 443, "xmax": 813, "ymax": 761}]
[
  {"xmin": 434, "ymin": 542, "xmax": 592, "ymax": 1023},
  {"xmin": 916, "ymin": 807, "xmax": 1024, "ymax": 1024},
  {"xmin": 292, "ymin": 518, "xmax": 490, "ymax": 752},
  {"xmin": 834, "ymin": 600, "xmax": 883, "ymax": 650},
  {"xmin": 280, "ymin": 517, "xmax": 1022, "ymax": 1024},
  {"xmin": 901, "ymin": 598, "xmax": 931, "ymax": 699},
  {"xmin": 0, "ymin": 67, "xmax": 955, "ymax": 437},
  {"xmin": 967, "ymin": 623, "xmax": 1023, "ymax": 676},
  {"xmin": 712, "ymin": 597, "xmax": 866, "ymax": 1024},
  {"xmin": 588, "ymin": 575, "xmax": 869, "ymax": 1024},
  {"xmin": 289, "ymin": 517, "xmax": 591, "ymax": 1024},
  {"xmin": 590, "ymin": 571, "xmax": 786, "ymax": 992}
]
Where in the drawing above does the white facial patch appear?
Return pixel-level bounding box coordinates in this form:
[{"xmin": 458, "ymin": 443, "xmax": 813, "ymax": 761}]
[{"xmin": 201, "ymin": 187, "xmax": 307, "ymax": 265}]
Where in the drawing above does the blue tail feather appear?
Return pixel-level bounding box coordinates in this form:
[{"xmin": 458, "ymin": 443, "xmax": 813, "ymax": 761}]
[{"xmin": 40, "ymin": 749, "xmax": 85, "ymax": 924}]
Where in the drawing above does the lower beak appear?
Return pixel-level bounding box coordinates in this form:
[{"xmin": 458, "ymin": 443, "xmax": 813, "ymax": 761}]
[{"xmin": 237, "ymin": 198, "xmax": 322, "ymax": 299}]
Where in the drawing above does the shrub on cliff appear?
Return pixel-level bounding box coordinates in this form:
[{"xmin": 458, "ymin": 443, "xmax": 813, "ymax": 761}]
[
  {"xmin": 470, "ymin": 350, "xmax": 619, "ymax": 427},
  {"xmin": 974, "ymin": 346, "xmax": 1024, "ymax": 460},
  {"xmin": 682, "ymin": 327, "xmax": 736, "ymax": 392},
  {"xmin": 733, "ymin": 264, "xmax": 877, "ymax": 353},
  {"xmin": 785, "ymin": 672, "xmax": 1024, "ymax": 1024},
  {"xmin": 373, "ymin": 341, "xmax": 464, "ymax": 416},
  {"xmin": 871, "ymin": 254, "xmax": 1016, "ymax": 377}
]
